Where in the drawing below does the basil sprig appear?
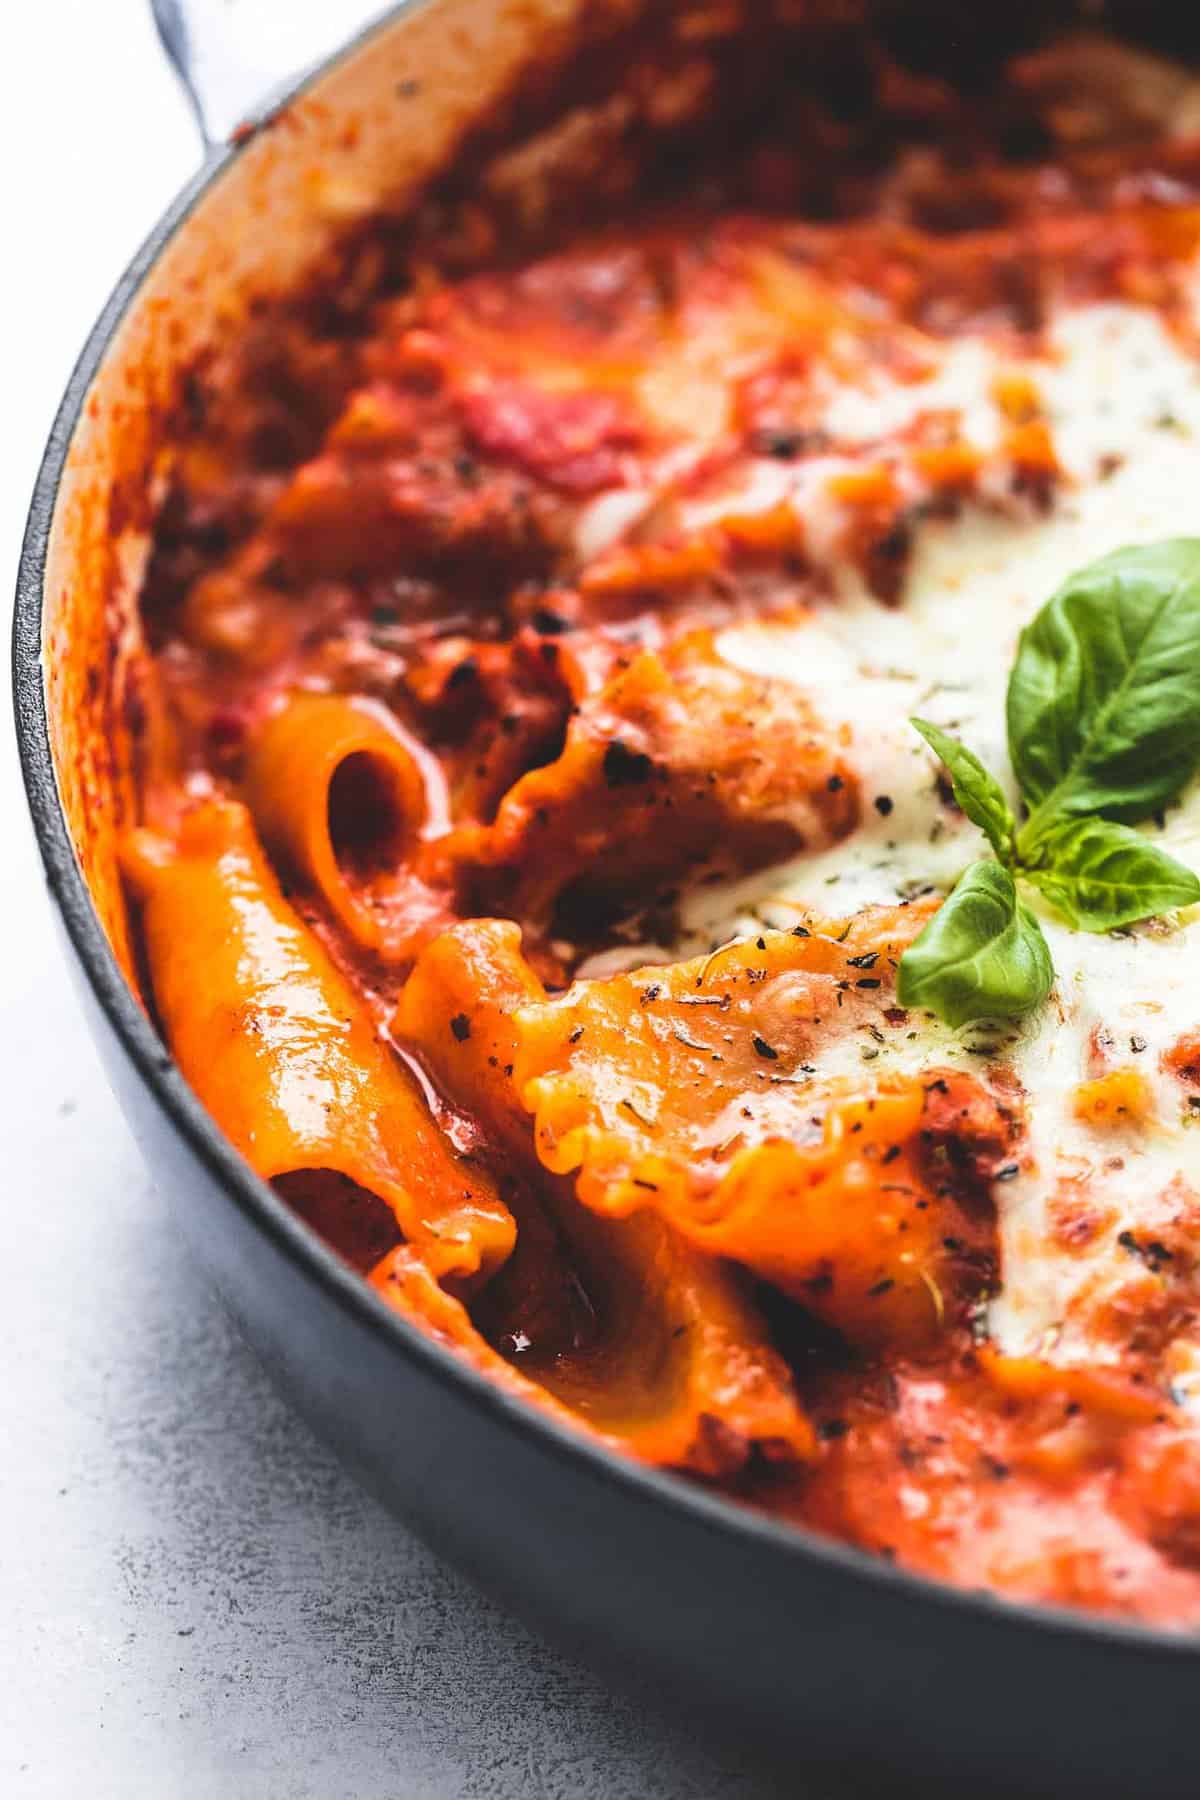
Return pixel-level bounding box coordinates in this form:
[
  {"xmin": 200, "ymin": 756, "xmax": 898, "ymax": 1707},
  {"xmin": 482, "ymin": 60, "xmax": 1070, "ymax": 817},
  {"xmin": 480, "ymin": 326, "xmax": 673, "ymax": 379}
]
[
  {"xmin": 1018, "ymin": 815, "xmax": 1200, "ymax": 932},
  {"xmin": 897, "ymin": 861, "xmax": 1053, "ymax": 1027},
  {"xmin": 1008, "ymin": 540, "xmax": 1200, "ymax": 834},
  {"xmin": 897, "ymin": 541, "xmax": 1200, "ymax": 1028},
  {"xmin": 910, "ymin": 719, "xmax": 1015, "ymax": 864}
]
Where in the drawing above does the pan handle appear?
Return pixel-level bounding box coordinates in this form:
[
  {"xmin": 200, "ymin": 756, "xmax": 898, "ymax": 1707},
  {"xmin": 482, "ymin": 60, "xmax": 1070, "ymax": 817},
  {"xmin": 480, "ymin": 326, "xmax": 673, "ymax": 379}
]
[{"xmin": 150, "ymin": 0, "xmax": 389, "ymax": 149}]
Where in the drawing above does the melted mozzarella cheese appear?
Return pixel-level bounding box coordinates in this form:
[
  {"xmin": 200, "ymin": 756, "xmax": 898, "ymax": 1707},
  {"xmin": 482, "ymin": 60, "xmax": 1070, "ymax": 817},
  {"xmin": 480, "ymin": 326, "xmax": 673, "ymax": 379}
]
[{"xmin": 583, "ymin": 300, "xmax": 1200, "ymax": 1375}]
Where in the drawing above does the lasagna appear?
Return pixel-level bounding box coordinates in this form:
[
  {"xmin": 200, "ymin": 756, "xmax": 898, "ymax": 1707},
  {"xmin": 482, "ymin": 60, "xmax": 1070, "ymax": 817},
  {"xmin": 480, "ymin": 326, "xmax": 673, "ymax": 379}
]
[{"xmin": 126, "ymin": 13, "xmax": 1200, "ymax": 1624}]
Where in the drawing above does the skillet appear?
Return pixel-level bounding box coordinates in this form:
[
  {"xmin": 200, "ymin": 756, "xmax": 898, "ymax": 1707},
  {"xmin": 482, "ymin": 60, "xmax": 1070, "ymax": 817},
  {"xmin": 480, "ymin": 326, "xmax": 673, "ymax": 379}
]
[{"xmin": 15, "ymin": 3, "xmax": 1200, "ymax": 1791}]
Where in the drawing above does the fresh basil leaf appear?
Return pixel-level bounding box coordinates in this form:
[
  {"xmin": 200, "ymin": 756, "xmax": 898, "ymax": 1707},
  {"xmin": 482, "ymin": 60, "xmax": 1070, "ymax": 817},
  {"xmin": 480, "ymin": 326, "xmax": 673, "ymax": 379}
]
[
  {"xmin": 1007, "ymin": 539, "xmax": 1200, "ymax": 841},
  {"xmin": 1019, "ymin": 815, "xmax": 1200, "ymax": 931},
  {"xmin": 897, "ymin": 860, "xmax": 1054, "ymax": 1028},
  {"xmin": 911, "ymin": 717, "xmax": 1015, "ymax": 862}
]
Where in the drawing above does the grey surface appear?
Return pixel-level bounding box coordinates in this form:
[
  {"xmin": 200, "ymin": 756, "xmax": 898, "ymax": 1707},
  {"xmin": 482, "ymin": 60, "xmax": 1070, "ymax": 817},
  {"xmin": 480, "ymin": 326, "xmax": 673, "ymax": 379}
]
[
  {"xmin": 2, "ymin": 1026, "xmax": 793, "ymax": 1799},
  {"xmin": 2, "ymin": 6, "xmax": 805, "ymax": 1795},
  {"xmin": 3, "ymin": 1039, "xmax": 789, "ymax": 1799}
]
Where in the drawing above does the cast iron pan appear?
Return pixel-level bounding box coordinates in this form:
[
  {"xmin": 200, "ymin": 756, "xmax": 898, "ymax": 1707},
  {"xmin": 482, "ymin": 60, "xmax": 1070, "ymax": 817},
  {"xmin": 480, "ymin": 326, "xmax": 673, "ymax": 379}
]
[{"xmin": 14, "ymin": 5, "xmax": 1200, "ymax": 1793}]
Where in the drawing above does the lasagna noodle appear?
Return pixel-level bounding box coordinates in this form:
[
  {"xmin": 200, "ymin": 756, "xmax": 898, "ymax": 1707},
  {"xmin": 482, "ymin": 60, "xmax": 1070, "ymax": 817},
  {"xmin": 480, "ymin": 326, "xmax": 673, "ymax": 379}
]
[
  {"xmin": 121, "ymin": 799, "xmax": 515, "ymax": 1286},
  {"xmin": 244, "ymin": 692, "xmax": 446, "ymax": 956},
  {"xmin": 508, "ymin": 908, "xmax": 1003, "ymax": 1349},
  {"xmin": 367, "ymin": 1245, "xmax": 624, "ymax": 1447},
  {"xmin": 462, "ymin": 630, "xmax": 858, "ymax": 928},
  {"xmin": 397, "ymin": 919, "xmax": 815, "ymax": 1471}
]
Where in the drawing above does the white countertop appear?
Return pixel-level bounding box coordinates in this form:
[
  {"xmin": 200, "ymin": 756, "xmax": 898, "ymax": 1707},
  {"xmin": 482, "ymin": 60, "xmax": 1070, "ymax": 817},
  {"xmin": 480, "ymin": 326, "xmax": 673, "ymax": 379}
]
[{"xmin": 1, "ymin": 5, "xmax": 801, "ymax": 1794}]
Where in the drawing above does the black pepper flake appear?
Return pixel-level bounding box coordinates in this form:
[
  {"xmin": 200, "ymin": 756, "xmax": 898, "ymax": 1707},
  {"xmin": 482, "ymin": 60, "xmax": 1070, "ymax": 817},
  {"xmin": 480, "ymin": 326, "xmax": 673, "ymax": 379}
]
[
  {"xmin": 1130, "ymin": 1035, "xmax": 1147, "ymax": 1054},
  {"xmin": 827, "ymin": 774, "xmax": 844, "ymax": 793},
  {"xmin": 1117, "ymin": 1230, "xmax": 1174, "ymax": 1272},
  {"xmin": 874, "ymin": 795, "xmax": 894, "ymax": 817},
  {"xmin": 792, "ymin": 924, "xmax": 811, "ymax": 937},
  {"xmin": 568, "ymin": 1025, "xmax": 585, "ymax": 1044},
  {"xmin": 450, "ymin": 1014, "xmax": 471, "ymax": 1042},
  {"xmin": 531, "ymin": 608, "xmax": 568, "ymax": 635},
  {"xmin": 755, "ymin": 936, "xmax": 766, "ymax": 950},
  {"xmin": 994, "ymin": 1162, "xmax": 1020, "ymax": 1181},
  {"xmin": 881, "ymin": 1145, "xmax": 902, "ymax": 1165},
  {"xmin": 847, "ymin": 952, "xmax": 878, "ymax": 970},
  {"xmin": 641, "ymin": 984, "xmax": 662, "ymax": 1004},
  {"xmin": 855, "ymin": 977, "xmax": 882, "ymax": 990},
  {"xmin": 751, "ymin": 426, "xmax": 830, "ymax": 460},
  {"xmin": 603, "ymin": 739, "xmax": 654, "ymax": 787},
  {"xmin": 867, "ymin": 1278, "xmax": 895, "ymax": 1298},
  {"xmin": 818, "ymin": 1417, "xmax": 849, "ymax": 1440},
  {"xmin": 751, "ymin": 1034, "xmax": 779, "ymax": 1061}
]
